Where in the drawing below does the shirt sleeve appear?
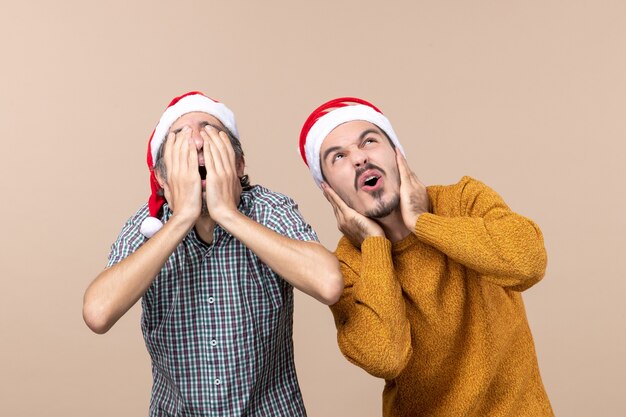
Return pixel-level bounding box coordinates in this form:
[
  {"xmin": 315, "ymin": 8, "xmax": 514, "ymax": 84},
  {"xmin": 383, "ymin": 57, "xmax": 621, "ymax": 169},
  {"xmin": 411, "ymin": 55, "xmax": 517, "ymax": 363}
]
[
  {"xmin": 415, "ymin": 177, "xmax": 548, "ymax": 291},
  {"xmin": 264, "ymin": 195, "xmax": 319, "ymax": 243},
  {"xmin": 330, "ymin": 237, "xmax": 413, "ymax": 380},
  {"xmin": 106, "ymin": 209, "xmax": 148, "ymax": 268}
]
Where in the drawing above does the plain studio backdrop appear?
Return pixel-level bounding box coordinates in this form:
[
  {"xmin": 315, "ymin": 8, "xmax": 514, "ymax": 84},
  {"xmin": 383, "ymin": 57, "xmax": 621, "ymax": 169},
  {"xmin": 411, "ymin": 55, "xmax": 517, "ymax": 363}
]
[{"xmin": 1, "ymin": 1, "xmax": 624, "ymax": 416}]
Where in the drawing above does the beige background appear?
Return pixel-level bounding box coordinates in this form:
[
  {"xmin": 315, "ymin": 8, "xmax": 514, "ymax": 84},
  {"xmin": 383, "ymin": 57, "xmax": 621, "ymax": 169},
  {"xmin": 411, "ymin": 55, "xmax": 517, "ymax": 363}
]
[{"xmin": 1, "ymin": 1, "xmax": 625, "ymax": 416}]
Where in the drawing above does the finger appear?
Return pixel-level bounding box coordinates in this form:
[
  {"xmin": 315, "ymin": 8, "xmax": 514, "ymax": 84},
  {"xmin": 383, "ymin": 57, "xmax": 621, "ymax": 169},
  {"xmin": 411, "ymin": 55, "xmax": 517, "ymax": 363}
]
[
  {"xmin": 179, "ymin": 131, "xmax": 191, "ymax": 172},
  {"xmin": 202, "ymin": 126, "xmax": 227, "ymax": 167},
  {"xmin": 321, "ymin": 183, "xmax": 341, "ymax": 208},
  {"xmin": 321, "ymin": 186, "xmax": 343, "ymax": 221},
  {"xmin": 396, "ymin": 151, "xmax": 410, "ymax": 181},
  {"xmin": 207, "ymin": 127, "xmax": 236, "ymax": 171},
  {"xmin": 163, "ymin": 131, "xmax": 175, "ymax": 176},
  {"xmin": 172, "ymin": 126, "xmax": 190, "ymax": 176},
  {"xmin": 219, "ymin": 131, "xmax": 238, "ymax": 172},
  {"xmin": 322, "ymin": 182, "xmax": 351, "ymax": 212},
  {"xmin": 187, "ymin": 136, "xmax": 199, "ymax": 174},
  {"xmin": 202, "ymin": 127, "xmax": 226, "ymax": 175},
  {"xmin": 202, "ymin": 134, "xmax": 216, "ymax": 178}
]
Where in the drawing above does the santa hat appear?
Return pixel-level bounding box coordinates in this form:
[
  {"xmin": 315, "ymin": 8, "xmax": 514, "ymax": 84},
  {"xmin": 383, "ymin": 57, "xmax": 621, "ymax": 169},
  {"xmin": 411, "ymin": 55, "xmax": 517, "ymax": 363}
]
[
  {"xmin": 140, "ymin": 91, "xmax": 239, "ymax": 238},
  {"xmin": 299, "ymin": 97, "xmax": 405, "ymax": 187}
]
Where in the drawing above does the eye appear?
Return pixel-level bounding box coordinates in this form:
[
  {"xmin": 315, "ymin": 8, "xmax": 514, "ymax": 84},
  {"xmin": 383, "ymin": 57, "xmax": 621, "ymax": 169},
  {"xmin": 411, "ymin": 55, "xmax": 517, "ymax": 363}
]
[
  {"xmin": 362, "ymin": 138, "xmax": 377, "ymax": 146},
  {"xmin": 333, "ymin": 153, "xmax": 345, "ymax": 162}
]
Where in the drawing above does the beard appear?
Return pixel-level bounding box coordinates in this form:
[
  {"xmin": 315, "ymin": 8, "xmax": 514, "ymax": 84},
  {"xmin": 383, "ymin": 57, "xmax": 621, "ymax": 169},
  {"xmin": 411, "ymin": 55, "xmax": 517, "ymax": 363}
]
[
  {"xmin": 364, "ymin": 191, "xmax": 400, "ymax": 219},
  {"xmin": 200, "ymin": 192, "xmax": 209, "ymax": 216}
]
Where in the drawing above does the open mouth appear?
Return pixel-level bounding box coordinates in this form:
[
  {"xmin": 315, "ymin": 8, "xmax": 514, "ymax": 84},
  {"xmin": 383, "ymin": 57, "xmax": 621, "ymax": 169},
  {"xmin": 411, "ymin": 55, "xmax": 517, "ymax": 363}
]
[{"xmin": 363, "ymin": 175, "xmax": 380, "ymax": 187}]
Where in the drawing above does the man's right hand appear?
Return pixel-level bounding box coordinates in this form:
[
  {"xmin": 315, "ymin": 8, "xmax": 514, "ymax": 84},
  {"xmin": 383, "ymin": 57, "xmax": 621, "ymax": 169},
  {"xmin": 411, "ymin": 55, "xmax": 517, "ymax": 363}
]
[
  {"xmin": 321, "ymin": 182, "xmax": 385, "ymax": 247},
  {"xmin": 160, "ymin": 126, "xmax": 202, "ymax": 224}
]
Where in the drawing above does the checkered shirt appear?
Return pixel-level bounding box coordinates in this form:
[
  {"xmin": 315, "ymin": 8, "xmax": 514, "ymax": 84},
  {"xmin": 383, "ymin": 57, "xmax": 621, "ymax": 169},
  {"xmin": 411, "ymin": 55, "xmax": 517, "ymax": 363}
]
[{"xmin": 107, "ymin": 185, "xmax": 317, "ymax": 416}]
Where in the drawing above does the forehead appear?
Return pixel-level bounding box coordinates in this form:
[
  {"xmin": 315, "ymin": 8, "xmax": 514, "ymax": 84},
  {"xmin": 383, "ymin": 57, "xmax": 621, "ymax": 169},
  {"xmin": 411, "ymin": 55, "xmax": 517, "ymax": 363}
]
[
  {"xmin": 321, "ymin": 120, "xmax": 384, "ymax": 150},
  {"xmin": 169, "ymin": 111, "xmax": 225, "ymax": 131}
]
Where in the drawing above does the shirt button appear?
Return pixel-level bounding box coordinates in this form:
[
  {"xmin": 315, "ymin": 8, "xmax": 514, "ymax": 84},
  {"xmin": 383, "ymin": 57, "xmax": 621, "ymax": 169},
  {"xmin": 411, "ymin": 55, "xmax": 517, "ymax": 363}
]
[
  {"xmin": 210, "ymin": 339, "xmax": 217, "ymax": 346},
  {"xmin": 214, "ymin": 378, "xmax": 221, "ymax": 386},
  {"xmin": 208, "ymin": 297, "xmax": 215, "ymax": 304}
]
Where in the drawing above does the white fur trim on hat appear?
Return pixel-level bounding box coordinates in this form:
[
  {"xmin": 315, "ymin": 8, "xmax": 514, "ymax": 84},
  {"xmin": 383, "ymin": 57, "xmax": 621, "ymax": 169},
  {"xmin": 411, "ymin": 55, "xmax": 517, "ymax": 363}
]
[
  {"xmin": 150, "ymin": 94, "xmax": 239, "ymax": 166},
  {"xmin": 304, "ymin": 104, "xmax": 405, "ymax": 187}
]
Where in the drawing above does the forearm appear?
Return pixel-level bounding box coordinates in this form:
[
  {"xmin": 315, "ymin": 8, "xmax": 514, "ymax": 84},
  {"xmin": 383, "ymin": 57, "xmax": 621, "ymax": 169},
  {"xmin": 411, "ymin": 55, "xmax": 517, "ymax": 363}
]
[
  {"xmin": 414, "ymin": 212, "xmax": 547, "ymax": 286},
  {"xmin": 332, "ymin": 237, "xmax": 412, "ymax": 379},
  {"xmin": 217, "ymin": 210, "xmax": 343, "ymax": 305},
  {"xmin": 83, "ymin": 214, "xmax": 194, "ymax": 333}
]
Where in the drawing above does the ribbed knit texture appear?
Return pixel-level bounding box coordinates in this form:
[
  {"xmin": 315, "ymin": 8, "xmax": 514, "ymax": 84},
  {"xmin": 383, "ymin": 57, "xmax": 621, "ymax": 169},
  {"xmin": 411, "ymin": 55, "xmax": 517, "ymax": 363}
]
[{"xmin": 330, "ymin": 176, "xmax": 554, "ymax": 417}]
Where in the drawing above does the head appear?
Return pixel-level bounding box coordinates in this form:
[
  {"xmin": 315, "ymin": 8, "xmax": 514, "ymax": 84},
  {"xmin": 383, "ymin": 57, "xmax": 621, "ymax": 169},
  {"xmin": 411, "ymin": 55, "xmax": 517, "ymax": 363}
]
[
  {"xmin": 299, "ymin": 97, "xmax": 406, "ymax": 219},
  {"xmin": 141, "ymin": 92, "xmax": 245, "ymax": 238},
  {"xmin": 153, "ymin": 111, "xmax": 245, "ymax": 185}
]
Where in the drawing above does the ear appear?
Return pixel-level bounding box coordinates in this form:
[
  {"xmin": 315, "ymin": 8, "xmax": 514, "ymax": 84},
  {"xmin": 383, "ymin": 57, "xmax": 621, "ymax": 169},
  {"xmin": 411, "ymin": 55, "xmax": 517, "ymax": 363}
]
[
  {"xmin": 154, "ymin": 169, "xmax": 166, "ymax": 188},
  {"xmin": 236, "ymin": 157, "xmax": 245, "ymax": 177}
]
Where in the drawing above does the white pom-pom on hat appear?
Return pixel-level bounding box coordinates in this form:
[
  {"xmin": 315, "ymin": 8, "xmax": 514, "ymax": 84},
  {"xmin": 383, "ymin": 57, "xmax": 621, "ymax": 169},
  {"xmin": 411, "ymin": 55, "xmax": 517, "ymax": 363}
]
[{"xmin": 140, "ymin": 216, "xmax": 164, "ymax": 238}]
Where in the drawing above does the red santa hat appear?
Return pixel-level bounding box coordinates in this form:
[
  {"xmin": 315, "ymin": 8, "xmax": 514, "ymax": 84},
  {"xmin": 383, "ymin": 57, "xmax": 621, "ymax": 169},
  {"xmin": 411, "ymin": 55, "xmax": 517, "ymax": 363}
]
[
  {"xmin": 140, "ymin": 91, "xmax": 239, "ymax": 238},
  {"xmin": 299, "ymin": 97, "xmax": 405, "ymax": 187}
]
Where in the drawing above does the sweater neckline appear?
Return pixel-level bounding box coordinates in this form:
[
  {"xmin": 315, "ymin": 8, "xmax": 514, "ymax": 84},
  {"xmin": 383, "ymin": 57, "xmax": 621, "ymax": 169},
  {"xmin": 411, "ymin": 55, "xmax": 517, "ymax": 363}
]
[{"xmin": 392, "ymin": 232, "xmax": 419, "ymax": 253}]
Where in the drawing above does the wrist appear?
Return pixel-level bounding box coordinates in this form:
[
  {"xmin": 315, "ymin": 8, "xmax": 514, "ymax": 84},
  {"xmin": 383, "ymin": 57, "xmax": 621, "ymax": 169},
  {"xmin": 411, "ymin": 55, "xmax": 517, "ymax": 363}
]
[
  {"xmin": 405, "ymin": 212, "xmax": 422, "ymax": 231},
  {"xmin": 211, "ymin": 206, "xmax": 241, "ymax": 228}
]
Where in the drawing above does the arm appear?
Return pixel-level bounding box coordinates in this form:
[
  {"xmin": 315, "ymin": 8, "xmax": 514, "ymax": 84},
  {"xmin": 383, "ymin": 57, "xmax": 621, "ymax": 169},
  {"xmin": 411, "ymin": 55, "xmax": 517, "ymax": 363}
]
[
  {"xmin": 396, "ymin": 153, "xmax": 546, "ymax": 291},
  {"xmin": 320, "ymin": 182, "xmax": 412, "ymax": 378},
  {"xmin": 83, "ymin": 127, "xmax": 202, "ymax": 333},
  {"xmin": 414, "ymin": 178, "xmax": 547, "ymax": 291},
  {"xmin": 330, "ymin": 237, "xmax": 413, "ymax": 380},
  {"xmin": 216, "ymin": 209, "xmax": 343, "ymax": 305},
  {"xmin": 201, "ymin": 126, "xmax": 343, "ymax": 305},
  {"xmin": 83, "ymin": 214, "xmax": 195, "ymax": 334}
]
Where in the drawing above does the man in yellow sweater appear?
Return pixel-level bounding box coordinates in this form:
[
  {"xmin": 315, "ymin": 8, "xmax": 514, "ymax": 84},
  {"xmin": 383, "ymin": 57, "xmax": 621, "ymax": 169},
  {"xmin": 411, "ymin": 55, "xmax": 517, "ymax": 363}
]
[{"xmin": 298, "ymin": 97, "xmax": 554, "ymax": 416}]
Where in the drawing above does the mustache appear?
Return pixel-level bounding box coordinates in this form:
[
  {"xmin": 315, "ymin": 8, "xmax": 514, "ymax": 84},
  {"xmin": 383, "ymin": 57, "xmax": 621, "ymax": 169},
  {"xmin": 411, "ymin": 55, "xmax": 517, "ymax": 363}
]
[{"xmin": 354, "ymin": 163, "xmax": 386, "ymax": 191}]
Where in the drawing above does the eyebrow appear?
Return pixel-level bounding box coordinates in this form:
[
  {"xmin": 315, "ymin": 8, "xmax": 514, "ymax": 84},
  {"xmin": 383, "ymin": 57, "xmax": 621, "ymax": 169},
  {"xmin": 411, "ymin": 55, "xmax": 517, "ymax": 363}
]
[
  {"xmin": 321, "ymin": 128, "xmax": 382, "ymax": 163},
  {"xmin": 170, "ymin": 121, "xmax": 224, "ymax": 135}
]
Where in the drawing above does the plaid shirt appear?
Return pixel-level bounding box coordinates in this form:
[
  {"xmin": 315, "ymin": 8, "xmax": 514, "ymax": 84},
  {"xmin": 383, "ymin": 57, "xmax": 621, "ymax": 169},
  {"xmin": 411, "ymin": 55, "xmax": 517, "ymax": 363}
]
[{"xmin": 107, "ymin": 185, "xmax": 317, "ymax": 416}]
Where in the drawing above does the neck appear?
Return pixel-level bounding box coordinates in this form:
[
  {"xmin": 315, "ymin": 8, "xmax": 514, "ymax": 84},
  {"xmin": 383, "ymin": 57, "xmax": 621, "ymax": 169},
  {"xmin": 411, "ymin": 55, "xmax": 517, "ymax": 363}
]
[
  {"xmin": 194, "ymin": 214, "xmax": 217, "ymax": 245},
  {"xmin": 374, "ymin": 209, "xmax": 412, "ymax": 243}
]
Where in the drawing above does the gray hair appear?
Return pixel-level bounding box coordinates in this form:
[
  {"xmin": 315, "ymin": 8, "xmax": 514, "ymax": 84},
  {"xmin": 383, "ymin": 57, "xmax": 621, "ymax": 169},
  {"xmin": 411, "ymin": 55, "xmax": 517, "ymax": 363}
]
[{"xmin": 154, "ymin": 125, "xmax": 245, "ymax": 182}]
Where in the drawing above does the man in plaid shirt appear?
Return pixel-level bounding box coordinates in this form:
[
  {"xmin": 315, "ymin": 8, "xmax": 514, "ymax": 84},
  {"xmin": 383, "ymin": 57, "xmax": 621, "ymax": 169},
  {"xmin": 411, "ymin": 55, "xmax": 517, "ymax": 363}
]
[{"xmin": 83, "ymin": 92, "xmax": 343, "ymax": 416}]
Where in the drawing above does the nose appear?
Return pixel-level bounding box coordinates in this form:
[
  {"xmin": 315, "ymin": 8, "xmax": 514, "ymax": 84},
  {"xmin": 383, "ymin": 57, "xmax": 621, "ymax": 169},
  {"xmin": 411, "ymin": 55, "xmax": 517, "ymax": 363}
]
[
  {"xmin": 191, "ymin": 128, "xmax": 204, "ymax": 150},
  {"xmin": 349, "ymin": 148, "xmax": 368, "ymax": 167}
]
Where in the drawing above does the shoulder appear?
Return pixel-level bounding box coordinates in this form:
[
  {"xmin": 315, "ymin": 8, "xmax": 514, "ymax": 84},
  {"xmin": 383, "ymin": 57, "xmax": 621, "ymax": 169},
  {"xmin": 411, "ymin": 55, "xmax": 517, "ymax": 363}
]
[
  {"xmin": 427, "ymin": 175, "xmax": 485, "ymax": 196},
  {"xmin": 335, "ymin": 236, "xmax": 361, "ymax": 266},
  {"xmin": 126, "ymin": 203, "xmax": 151, "ymax": 226},
  {"xmin": 427, "ymin": 176, "xmax": 496, "ymax": 214},
  {"xmin": 115, "ymin": 203, "xmax": 151, "ymax": 237},
  {"xmin": 242, "ymin": 185, "xmax": 298, "ymax": 211},
  {"xmin": 107, "ymin": 204, "xmax": 151, "ymax": 266}
]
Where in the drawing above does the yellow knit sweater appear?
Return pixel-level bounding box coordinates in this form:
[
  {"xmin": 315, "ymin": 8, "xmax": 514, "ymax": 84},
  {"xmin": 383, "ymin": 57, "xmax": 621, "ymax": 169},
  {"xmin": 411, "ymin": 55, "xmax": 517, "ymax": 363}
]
[{"xmin": 330, "ymin": 176, "xmax": 554, "ymax": 417}]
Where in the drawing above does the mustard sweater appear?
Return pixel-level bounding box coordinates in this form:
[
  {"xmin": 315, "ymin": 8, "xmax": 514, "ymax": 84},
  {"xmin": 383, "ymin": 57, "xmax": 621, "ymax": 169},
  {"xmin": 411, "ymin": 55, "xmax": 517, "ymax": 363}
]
[{"xmin": 330, "ymin": 176, "xmax": 554, "ymax": 417}]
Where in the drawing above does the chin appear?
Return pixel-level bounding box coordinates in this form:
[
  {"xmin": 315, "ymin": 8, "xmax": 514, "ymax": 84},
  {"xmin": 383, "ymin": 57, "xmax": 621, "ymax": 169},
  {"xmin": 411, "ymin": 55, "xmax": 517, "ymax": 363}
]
[{"xmin": 364, "ymin": 194, "xmax": 400, "ymax": 219}]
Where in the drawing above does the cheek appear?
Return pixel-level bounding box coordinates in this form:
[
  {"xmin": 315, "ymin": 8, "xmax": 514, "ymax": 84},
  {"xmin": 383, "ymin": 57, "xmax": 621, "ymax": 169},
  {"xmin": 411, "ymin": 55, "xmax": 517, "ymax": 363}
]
[{"xmin": 325, "ymin": 166, "xmax": 352, "ymax": 192}]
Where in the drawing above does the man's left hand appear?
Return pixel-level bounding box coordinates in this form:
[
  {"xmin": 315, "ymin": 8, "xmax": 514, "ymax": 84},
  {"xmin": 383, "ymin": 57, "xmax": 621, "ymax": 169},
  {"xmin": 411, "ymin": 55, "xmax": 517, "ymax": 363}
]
[
  {"xmin": 397, "ymin": 151, "xmax": 430, "ymax": 231},
  {"xmin": 201, "ymin": 125, "xmax": 242, "ymax": 223}
]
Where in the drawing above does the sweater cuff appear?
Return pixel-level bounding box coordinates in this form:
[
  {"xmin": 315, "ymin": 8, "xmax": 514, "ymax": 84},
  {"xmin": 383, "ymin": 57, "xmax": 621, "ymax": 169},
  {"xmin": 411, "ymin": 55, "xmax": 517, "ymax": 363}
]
[
  {"xmin": 414, "ymin": 212, "xmax": 456, "ymax": 247},
  {"xmin": 361, "ymin": 235, "xmax": 392, "ymax": 253},
  {"xmin": 360, "ymin": 236, "xmax": 395, "ymax": 279}
]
